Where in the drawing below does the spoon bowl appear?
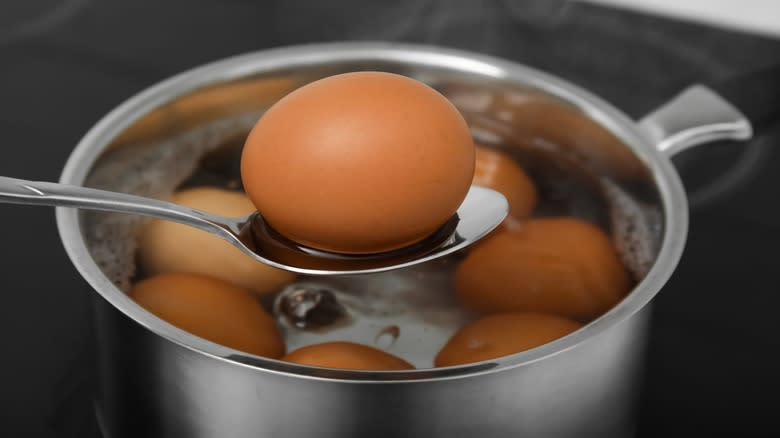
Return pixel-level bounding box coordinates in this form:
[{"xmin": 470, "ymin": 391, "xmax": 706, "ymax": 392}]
[{"xmin": 0, "ymin": 176, "xmax": 507, "ymax": 275}]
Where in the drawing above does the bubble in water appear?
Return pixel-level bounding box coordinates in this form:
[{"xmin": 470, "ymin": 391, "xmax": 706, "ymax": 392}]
[
  {"xmin": 374, "ymin": 325, "xmax": 400, "ymax": 349},
  {"xmin": 274, "ymin": 284, "xmax": 348, "ymax": 329},
  {"xmin": 600, "ymin": 178, "xmax": 661, "ymax": 279}
]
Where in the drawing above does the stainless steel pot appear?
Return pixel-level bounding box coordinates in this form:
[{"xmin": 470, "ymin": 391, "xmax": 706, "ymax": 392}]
[{"xmin": 56, "ymin": 42, "xmax": 752, "ymax": 438}]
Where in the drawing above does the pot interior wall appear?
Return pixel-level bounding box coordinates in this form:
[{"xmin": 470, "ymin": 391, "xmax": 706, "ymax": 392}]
[{"xmin": 78, "ymin": 57, "xmax": 665, "ymax": 372}]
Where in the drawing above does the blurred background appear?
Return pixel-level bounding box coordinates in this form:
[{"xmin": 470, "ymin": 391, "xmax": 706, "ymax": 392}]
[{"xmin": 0, "ymin": 1, "xmax": 779, "ymax": 437}]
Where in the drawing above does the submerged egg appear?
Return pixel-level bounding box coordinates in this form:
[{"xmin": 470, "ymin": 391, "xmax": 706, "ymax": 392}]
[
  {"xmin": 130, "ymin": 273, "xmax": 285, "ymax": 358},
  {"xmin": 138, "ymin": 187, "xmax": 295, "ymax": 295},
  {"xmin": 281, "ymin": 341, "xmax": 414, "ymax": 370},
  {"xmin": 241, "ymin": 71, "xmax": 475, "ymax": 254},
  {"xmin": 435, "ymin": 312, "xmax": 582, "ymax": 366},
  {"xmin": 473, "ymin": 145, "xmax": 537, "ymax": 219},
  {"xmin": 454, "ymin": 217, "xmax": 631, "ymax": 321}
]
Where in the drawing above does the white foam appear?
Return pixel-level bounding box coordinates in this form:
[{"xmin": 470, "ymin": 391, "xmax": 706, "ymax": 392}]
[
  {"xmin": 83, "ymin": 113, "xmax": 260, "ymax": 292},
  {"xmin": 600, "ymin": 178, "xmax": 662, "ymax": 279}
]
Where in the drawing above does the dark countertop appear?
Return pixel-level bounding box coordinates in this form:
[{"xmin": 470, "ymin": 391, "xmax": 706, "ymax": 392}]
[{"xmin": 1, "ymin": 1, "xmax": 779, "ymax": 436}]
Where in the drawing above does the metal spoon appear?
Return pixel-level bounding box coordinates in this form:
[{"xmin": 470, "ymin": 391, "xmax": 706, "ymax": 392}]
[{"xmin": 0, "ymin": 176, "xmax": 507, "ymax": 275}]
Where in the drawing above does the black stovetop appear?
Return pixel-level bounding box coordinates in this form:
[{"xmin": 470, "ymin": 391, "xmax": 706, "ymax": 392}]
[{"xmin": 1, "ymin": 1, "xmax": 779, "ymax": 437}]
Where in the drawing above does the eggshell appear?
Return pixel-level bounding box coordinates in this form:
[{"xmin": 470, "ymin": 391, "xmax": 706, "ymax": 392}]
[
  {"xmin": 454, "ymin": 217, "xmax": 631, "ymax": 321},
  {"xmin": 241, "ymin": 71, "xmax": 475, "ymax": 254},
  {"xmin": 138, "ymin": 187, "xmax": 295, "ymax": 295},
  {"xmin": 473, "ymin": 145, "xmax": 537, "ymax": 219},
  {"xmin": 282, "ymin": 341, "xmax": 414, "ymax": 370},
  {"xmin": 435, "ymin": 312, "xmax": 582, "ymax": 366},
  {"xmin": 130, "ymin": 273, "xmax": 284, "ymax": 358}
]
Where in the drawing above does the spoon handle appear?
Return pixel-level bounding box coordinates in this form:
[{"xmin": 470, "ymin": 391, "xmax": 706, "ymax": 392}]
[{"xmin": 0, "ymin": 176, "xmax": 240, "ymax": 241}]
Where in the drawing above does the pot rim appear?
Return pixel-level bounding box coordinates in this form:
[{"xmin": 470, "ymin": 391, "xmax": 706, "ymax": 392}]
[{"xmin": 56, "ymin": 41, "xmax": 688, "ymax": 383}]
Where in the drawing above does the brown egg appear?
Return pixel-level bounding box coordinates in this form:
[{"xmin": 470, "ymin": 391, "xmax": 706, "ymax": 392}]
[
  {"xmin": 455, "ymin": 217, "xmax": 631, "ymax": 321},
  {"xmin": 435, "ymin": 312, "xmax": 582, "ymax": 366},
  {"xmin": 138, "ymin": 187, "xmax": 295, "ymax": 295},
  {"xmin": 281, "ymin": 342, "xmax": 414, "ymax": 370},
  {"xmin": 241, "ymin": 71, "xmax": 475, "ymax": 254},
  {"xmin": 473, "ymin": 145, "xmax": 537, "ymax": 219},
  {"xmin": 130, "ymin": 273, "xmax": 284, "ymax": 358}
]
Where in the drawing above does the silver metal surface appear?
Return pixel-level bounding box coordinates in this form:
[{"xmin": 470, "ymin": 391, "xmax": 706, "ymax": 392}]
[
  {"xmin": 639, "ymin": 85, "xmax": 753, "ymax": 157},
  {"xmin": 92, "ymin": 294, "xmax": 650, "ymax": 437},
  {"xmin": 52, "ymin": 42, "xmax": 752, "ymax": 438},
  {"xmin": 0, "ymin": 176, "xmax": 507, "ymax": 275},
  {"xmin": 640, "ymin": 84, "xmax": 765, "ymax": 209}
]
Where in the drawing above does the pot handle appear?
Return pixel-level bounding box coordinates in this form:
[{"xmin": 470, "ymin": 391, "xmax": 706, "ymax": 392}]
[
  {"xmin": 639, "ymin": 63, "xmax": 780, "ymax": 157},
  {"xmin": 638, "ymin": 85, "xmax": 752, "ymax": 157},
  {"xmin": 638, "ymin": 65, "xmax": 780, "ymax": 206}
]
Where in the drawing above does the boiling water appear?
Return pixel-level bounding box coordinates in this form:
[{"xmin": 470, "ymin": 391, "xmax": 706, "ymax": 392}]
[
  {"xmin": 84, "ymin": 111, "xmax": 661, "ymax": 368},
  {"xmin": 273, "ymin": 262, "xmax": 473, "ymax": 368}
]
